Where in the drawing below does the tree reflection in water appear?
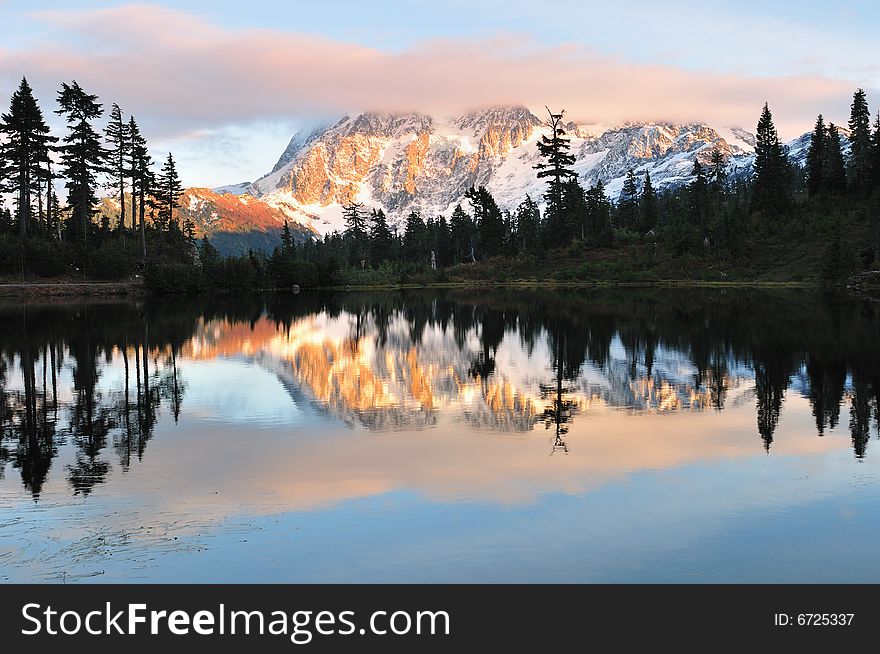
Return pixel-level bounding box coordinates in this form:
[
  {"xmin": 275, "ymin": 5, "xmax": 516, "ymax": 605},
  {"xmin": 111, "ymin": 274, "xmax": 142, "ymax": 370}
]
[{"xmin": 1, "ymin": 288, "xmax": 880, "ymax": 499}]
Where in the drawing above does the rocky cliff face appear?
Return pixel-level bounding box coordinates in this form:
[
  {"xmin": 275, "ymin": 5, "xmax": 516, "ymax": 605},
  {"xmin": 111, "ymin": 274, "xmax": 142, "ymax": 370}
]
[{"xmin": 241, "ymin": 105, "xmax": 762, "ymax": 234}]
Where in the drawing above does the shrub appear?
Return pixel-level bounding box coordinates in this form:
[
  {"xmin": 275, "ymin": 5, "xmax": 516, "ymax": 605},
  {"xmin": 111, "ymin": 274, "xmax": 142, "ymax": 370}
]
[
  {"xmin": 144, "ymin": 262, "xmax": 200, "ymax": 294},
  {"xmin": 24, "ymin": 239, "xmax": 68, "ymax": 277},
  {"xmin": 89, "ymin": 246, "xmax": 136, "ymax": 279}
]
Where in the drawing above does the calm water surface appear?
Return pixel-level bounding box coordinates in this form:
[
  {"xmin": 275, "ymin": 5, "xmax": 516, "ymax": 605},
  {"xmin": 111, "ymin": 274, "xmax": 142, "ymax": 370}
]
[{"xmin": 1, "ymin": 288, "xmax": 879, "ymax": 582}]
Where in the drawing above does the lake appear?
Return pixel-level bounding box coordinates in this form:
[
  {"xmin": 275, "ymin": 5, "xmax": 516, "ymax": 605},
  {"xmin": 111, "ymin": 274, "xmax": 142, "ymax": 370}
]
[{"xmin": 1, "ymin": 288, "xmax": 879, "ymax": 583}]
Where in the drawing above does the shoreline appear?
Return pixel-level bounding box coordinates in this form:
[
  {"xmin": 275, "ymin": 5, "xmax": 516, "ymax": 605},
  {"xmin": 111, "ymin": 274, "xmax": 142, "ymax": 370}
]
[
  {"xmin": 0, "ymin": 278, "xmax": 821, "ymax": 300},
  {"xmin": 0, "ymin": 281, "xmax": 145, "ymax": 299},
  {"xmin": 328, "ymin": 279, "xmax": 819, "ymax": 291}
]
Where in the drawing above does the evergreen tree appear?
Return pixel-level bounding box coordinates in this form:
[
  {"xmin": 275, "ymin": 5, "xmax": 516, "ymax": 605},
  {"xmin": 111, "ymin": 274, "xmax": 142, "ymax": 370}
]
[
  {"xmin": 199, "ymin": 236, "xmax": 220, "ymax": 269},
  {"xmin": 639, "ymin": 171, "xmax": 658, "ymax": 232},
  {"xmin": 154, "ymin": 152, "xmax": 183, "ymax": 232},
  {"xmin": 534, "ymin": 108, "xmax": 577, "ymax": 247},
  {"xmin": 751, "ymin": 103, "xmax": 790, "ymax": 216},
  {"xmin": 872, "ymin": 111, "xmax": 880, "ymax": 192},
  {"xmin": 369, "ymin": 208, "xmax": 393, "ymax": 266},
  {"xmin": 280, "ymin": 219, "xmax": 293, "ymax": 251},
  {"xmin": 55, "ymin": 80, "xmax": 104, "ymax": 244},
  {"xmin": 688, "ymin": 160, "xmax": 710, "ymax": 243},
  {"xmin": 465, "ymin": 185, "xmax": 505, "ymax": 259},
  {"xmin": 182, "ymin": 216, "xmax": 196, "ymax": 240},
  {"xmin": 584, "ymin": 181, "xmax": 613, "ymax": 247},
  {"xmin": 437, "ymin": 215, "xmax": 454, "ymax": 267},
  {"xmin": 561, "ymin": 178, "xmax": 589, "ymax": 240},
  {"xmin": 0, "ymin": 77, "xmax": 54, "ymax": 237},
  {"xmin": 823, "ymin": 123, "xmax": 847, "ymax": 194},
  {"xmin": 710, "ymin": 149, "xmax": 727, "ymax": 189},
  {"xmin": 342, "ymin": 202, "xmax": 368, "ymax": 266},
  {"xmin": 403, "ymin": 210, "xmax": 427, "ymax": 264},
  {"xmin": 449, "ymin": 203, "xmax": 475, "ymax": 263},
  {"xmin": 515, "ymin": 195, "xmax": 541, "ymax": 254},
  {"xmin": 805, "ymin": 114, "xmax": 826, "ymax": 196},
  {"xmin": 104, "ymin": 102, "xmax": 129, "ymax": 230},
  {"xmin": 617, "ymin": 169, "xmax": 639, "ymax": 230},
  {"xmin": 127, "ymin": 116, "xmax": 152, "ymax": 259},
  {"xmin": 847, "ymin": 88, "xmax": 873, "ymax": 192}
]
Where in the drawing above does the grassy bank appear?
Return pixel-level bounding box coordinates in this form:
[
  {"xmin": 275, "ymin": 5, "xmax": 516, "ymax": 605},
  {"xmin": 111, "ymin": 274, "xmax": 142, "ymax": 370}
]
[{"xmin": 0, "ymin": 277, "xmax": 144, "ymax": 298}]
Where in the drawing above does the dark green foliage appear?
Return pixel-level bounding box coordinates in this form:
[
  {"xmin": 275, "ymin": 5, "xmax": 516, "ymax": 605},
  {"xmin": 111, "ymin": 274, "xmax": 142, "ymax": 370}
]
[
  {"xmin": 449, "ymin": 203, "xmax": 475, "ymax": 264},
  {"xmin": 369, "ymin": 208, "xmax": 393, "ymax": 266},
  {"xmin": 466, "ymin": 185, "xmax": 505, "ymax": 259},
  {"xmin": 56, "ymin": 80, "xmax": 105, "ymax": 243},
  {"xmin": 751, "ymin": 103, "xmax": 791, "ymax": 216},
  {"xmin": 0, "ymin": 77, "xmax": 55, "ymax": 237},
  {"xmin": 823, "ymin": 123, "xmax": 847, "ymax": 194},
  {"xmin": 127, "ymin": 116, "xmax": 151, "ymax": 259},
  {"xmin": 821, "ymin": 215, "xmax": 856, "ymax": 285},
  {"xmin": 144, "ymin": 262, "xmax": 201, "ymax": 294},
  {"xmin": 535, "ymin": 108, "xmax": 577, "ymax": 247},
  {"xmin": 90, "ymin": 244, "xmax": 137, "ymax": 279},
  {"xmin": 617, "ymin": 169, "xmax": 639, "ymax": 230},
  {"xmin": 403, "ymin": 210, "xmax": 427, "ymax": 264},
  {"xmin": 585, "ymin": 181, "xmax": 613, "ymax": 247},
  {"xmin": 640, "ymin": 171, "xmax": 657, "ymax": 232},
  {"xmin": 104, "ymin": 103, "xmax": 129, "ymax": 230},
  {"xmin": 806, "ymin": 114, "xmax": 825, "ymax": 196},
  {"xmin": 154, "ymin": 152, "xmax": 183, "ymax": 232},
  {"xmin": 515, "ymin": 195, "xmax": 541, "ymax": 254},
  {"xmin": 280, "ymin": 220, "xmax": 293, "ymax": 251},
  {"xmin": 872, "ymin": 112, "xmax": 880, "ymax": 193},
  {"xmin": 342, "ymin": 202, "xmax": 369, "ymax": 266},
  {"xmin": 848, "ymin": 88, "xmax": 872, "ymax": 192}
]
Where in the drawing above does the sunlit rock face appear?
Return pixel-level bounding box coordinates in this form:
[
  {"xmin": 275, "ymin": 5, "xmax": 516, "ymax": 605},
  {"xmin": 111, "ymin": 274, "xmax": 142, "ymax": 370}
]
[{"xmin": 238, "ymin": 105, "xmax": 766, "ymax": 235}]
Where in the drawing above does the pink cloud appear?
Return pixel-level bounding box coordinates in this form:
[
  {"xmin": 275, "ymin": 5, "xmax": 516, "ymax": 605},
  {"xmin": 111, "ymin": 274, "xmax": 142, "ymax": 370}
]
[{"xmin": 0, "ymin": 4, "xmax": 862, "ymax": 140}]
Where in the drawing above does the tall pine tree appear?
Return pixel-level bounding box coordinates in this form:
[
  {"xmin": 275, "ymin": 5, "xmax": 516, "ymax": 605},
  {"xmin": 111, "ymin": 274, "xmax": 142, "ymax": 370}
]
[
  {"xmin": 751, "ymin": 103, "xmax": 790, "ymax": 216},
  {"xmin": 465, "ymin": 185, "xmax": 505, "ymax": 259},
  {"xmin": 847, "ymin": 88, "xmax": 872, "ymax": 192},
  {"xmin": 823, "ymin": 123, "xmax": 847, "ymax": 194},
  {"xmin": 154, "ymin": 152, "xmax": 183, "ymax": 232},
  {"xmin": 403, "ymin": 210, "xmax": 427, "ymax": 264},
  {"xmin": 534, "ymin": 107, "xmax": 577, "ymax": 247},
  {"xmin": 585, "ymin": 181, "xmax": 613, "ymax": 247},
  {"xmin": 0, "ymin": 77, "xmax": 54, "ymax": 237},
  {"xmin": 805, "ymin": 114, "xmax": 826, "ymax": 196},
  {"xmin": 617, "ymin": 169, "xmax": 639, "ymax": 231},
  {"xmin": 449, "ymin": 203, "xmax": 475, "ymax": 263},
  {"xmin": 872, "ymin": 111, "xmax": 880, "ymax": 193},
  {"xmin": 127, "ymin": 116, "xmax": 152, "ymax": 259},
  {"xmin": 343, "ymin": 202, "xmax": 369, "ymax": 266},
  {"xmin": 640, "ymin": 171, "xmax": 658, "ymax": 232},
  {"xmin": 369, "ymin": 208, "xmax": 393, "ymax": 266},
  {"xmin": 104, "ymin": 103, "xmax": 130, "ymax": 230},
  {"xmin": 515, "ymin": 195, "xmax": 541, "ymax": 254},
  {"xmin": 56, "ymin": 80, "xmax": 104, "ymax": 244}
]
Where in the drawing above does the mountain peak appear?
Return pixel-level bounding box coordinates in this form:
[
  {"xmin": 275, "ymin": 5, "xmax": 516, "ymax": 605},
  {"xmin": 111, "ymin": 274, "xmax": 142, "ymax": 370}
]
[
  {"xmin": 229, "ymin": 109, "xmax": 812, "ymax": 240},
  {"xmin": 454, "ymin": 105, "xmax": 541, "ymax": 131}
]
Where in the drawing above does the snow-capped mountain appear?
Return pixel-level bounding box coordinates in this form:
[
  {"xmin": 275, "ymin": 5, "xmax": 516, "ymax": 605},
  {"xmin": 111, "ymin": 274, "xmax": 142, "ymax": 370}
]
[
  {"xmin": 210, "ymin": 105, "xmax": 827, "ymax": 239},
  {"xmin": 232, "ymin": 106, "xmax": 761, "ymax": 235}
]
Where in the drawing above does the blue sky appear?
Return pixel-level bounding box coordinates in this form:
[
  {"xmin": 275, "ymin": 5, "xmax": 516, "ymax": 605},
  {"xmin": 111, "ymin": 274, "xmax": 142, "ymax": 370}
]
[{"xmin": 1, "ymin": 1, "xmax": 878, "ymax": 185}]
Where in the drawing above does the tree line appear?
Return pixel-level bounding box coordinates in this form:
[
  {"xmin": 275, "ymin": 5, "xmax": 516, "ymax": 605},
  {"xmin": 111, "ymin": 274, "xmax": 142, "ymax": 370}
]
[{"xmin": 0, "ymin": 76, "xmax": 191, "ymax": 279}]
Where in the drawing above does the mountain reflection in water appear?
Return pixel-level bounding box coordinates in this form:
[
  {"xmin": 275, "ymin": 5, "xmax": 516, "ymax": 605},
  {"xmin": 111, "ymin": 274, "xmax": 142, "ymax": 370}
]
[{"xmin": 1, "ymin": 288, "xmax": 878, "ymax": 503}]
